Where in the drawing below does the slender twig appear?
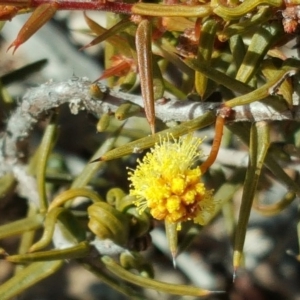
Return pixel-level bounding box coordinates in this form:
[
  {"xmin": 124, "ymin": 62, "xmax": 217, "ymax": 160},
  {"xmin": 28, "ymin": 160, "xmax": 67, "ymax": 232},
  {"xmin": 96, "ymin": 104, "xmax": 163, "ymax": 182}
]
[{"xmin": 0, "ymin": 77, "xmax": 297, "ymax": 177}]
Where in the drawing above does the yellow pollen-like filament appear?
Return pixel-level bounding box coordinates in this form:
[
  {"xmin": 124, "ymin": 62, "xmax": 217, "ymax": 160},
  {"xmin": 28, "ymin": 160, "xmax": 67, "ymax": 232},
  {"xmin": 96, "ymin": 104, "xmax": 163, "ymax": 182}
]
[
  {"xmin": 185, "ymin": 168, "xmax": 201, "ymax": 185},
  {"xmin": 171, "ymin": 176, "xmax": 186, "ymax": 195},
  {"xmin": 182, "ymin": 188, "xmax": 197, "ymax": 205},
  {"xmin": 195, "ymin": 183, "xmax": 206, "ymax": 195},
  {"xmin": 166, "ymin": 208, "xmax": 186, "ymax": 223},
  {"xmin": 166, "ymin": 195, "xmax": 181, "ymax": 213},
  {"xmin": 152, "ymin": 204, "xmax": 168, "ymax": 220}
]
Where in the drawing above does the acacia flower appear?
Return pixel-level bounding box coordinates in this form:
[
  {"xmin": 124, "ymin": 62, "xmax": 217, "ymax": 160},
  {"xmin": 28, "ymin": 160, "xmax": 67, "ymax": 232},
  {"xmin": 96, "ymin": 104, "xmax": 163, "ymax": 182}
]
[{"xmin": 128, "ymin": 134, "xmax": 216, "ymax": 226}]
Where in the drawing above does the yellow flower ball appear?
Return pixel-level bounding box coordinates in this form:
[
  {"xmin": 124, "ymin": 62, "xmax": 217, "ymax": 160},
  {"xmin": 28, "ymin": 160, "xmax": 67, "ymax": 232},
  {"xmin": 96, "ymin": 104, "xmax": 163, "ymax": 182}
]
[{"xmin": 128, "ymin": 134, "xmax": 217, "ymax": 225}]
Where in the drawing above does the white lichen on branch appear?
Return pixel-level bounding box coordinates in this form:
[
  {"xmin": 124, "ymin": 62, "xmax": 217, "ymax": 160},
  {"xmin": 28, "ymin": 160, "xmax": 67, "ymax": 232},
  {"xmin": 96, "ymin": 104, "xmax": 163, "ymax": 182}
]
[{"xmin": 0, "ymin": 76, "xmax": 297, "ymax": 178}]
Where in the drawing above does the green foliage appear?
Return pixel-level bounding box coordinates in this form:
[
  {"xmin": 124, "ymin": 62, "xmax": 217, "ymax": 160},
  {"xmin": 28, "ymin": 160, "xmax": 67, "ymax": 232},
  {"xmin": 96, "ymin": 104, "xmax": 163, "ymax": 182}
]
[{"xmin": 1, "ymin": 0, "xmax": 300, "ymax": 299}]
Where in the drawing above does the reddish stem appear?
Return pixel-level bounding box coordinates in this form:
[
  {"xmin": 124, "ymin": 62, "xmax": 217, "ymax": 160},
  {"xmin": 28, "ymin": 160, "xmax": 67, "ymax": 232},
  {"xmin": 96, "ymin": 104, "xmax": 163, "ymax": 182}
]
[
  {"xmin": 200, "ymin": 114, "xmax": 225, "ymax": 174},
  {"xmin": 1, "ymin": 0, "xmax": 133, "ymax": 14}
]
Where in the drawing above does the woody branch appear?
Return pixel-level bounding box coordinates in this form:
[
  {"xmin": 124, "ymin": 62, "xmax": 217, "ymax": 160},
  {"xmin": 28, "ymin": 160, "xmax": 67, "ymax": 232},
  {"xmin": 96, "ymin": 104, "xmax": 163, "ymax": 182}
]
[{"xmin": 0, "ymin": 76, "xmax": 297, "ymax": 174}]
